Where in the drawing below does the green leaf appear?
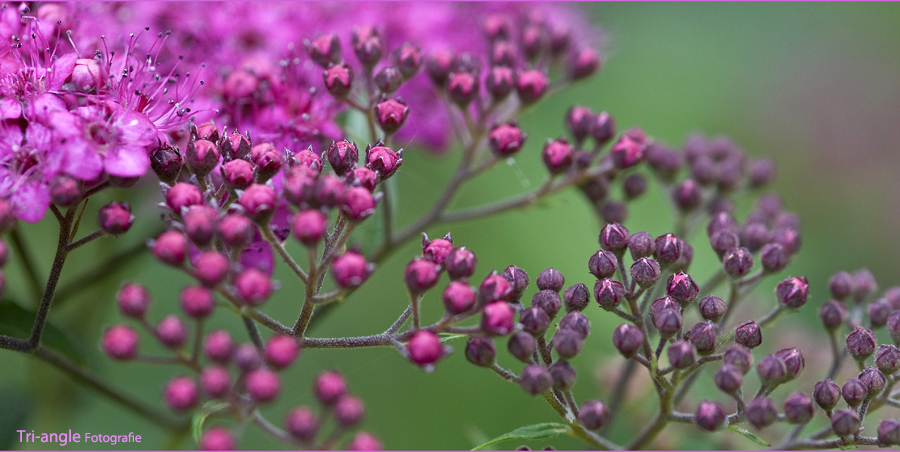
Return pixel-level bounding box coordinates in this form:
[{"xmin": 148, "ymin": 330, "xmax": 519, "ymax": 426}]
[
  {"xmin": 0, "ymin": 300, "xmax": 85, "ymax": 365},
  {"xmin": 438, "ymin": 333, "xmax": 468, "ymax": 343},
  {"xmin": 191, "ymin": 401, "xmax": 230, "ymax": 445},
  {"xmin": 727, "ymin": 424, "xmax": 770, "ymax": 447},
  {"xmin": 472, "ymin": 423, "xmax": 571, "ymax": 451}
]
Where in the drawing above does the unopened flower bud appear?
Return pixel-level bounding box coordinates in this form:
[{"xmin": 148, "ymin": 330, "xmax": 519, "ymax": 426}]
[
  {"xmin": 599, "ymin": 201, "xmax": 628, "ymax": 224},
  {"xmin": 332, "ymin": 251, "xmax": 371, "ymax": 288},
  {"xmin": 480, "ymin": 274, "xmax": 513, "ymax": 303},
  {"xmin": 831, "ymin": 409, "xmax": 861, "ymax": 437},
  {"xmin": 314, "ymin": 174, "xmax": 346, "ymax": 209},
  {"xmin": 885, "ymin": 287, "xmax": 900, "ymax": 309},
  {"xmin": 291, "ymin": 210, "xmax": 327, "ymax": 247},
  {"xmin": 407, "ymin": 330, "xmax": 445, "ymax": 368},
  {"xmin": 465, "ymin": 336, "xmax": 496, "ymax": 367},
  {"xmin": 877, "ymin": 419, "xmax": 900, "ymax": 446},
  {"xmin": 501, "ymin": 265, "xmax": 530, "ymax": 301},
  {"xmin": 314, "ymin": 371, "xmax": 346, "ymax": 406},
  {"xmin": 875, "ymin": 344, "xmax": 900, "ymax": 375},
  {"xmin": 221, "ymin": 159, "xmax": 254, "ymax": 190},
  {"xmin": 164, "ymin": 376, "xmax": 198, "ymax": 411},
  {"xmin": 117, "ymin": 284, "xmax": 151, "ymax": 318},
  {"xmin": 443, "ymin": 281, "xmax": 476, "ymax": 315},
  {"xmin": 156, "ymin": 315, "xmax": 187, "ymax": 349},
  {"xmin": 590, "ymin": 111, "xmax": 616, "ymax": 145},
  {"xmin": 757, "ymin": 354, "xmax": 787, "ymax": 385},
  {"xmin": 520, "ymin": 306, "xmax": 550, "ymax": 336},
  {"xmin": 723, "ymin": 247, "xmax": 753, "ymax": 278},
  {"xmin": 285, "ymin": 406, "xmax": 320, "ymax": 442},
  {"xmin": 486, "ymin": 66, "xmax": 515, "ymax": 100},
  {"xmin": 566, "ymin": 107, "xmax": 594, "ymax": 143},
  {"xmin": 447, "ymin": 72, "xmax": 479, "ymax": 106},
  {"xmin": 405, "ymin": 258, "xmax": 440, "ymax": 295},
  {"xmin": 827, "ymin": 271, "xmax": 854, "ymax": 301},
  {"xmin": 541, "ymin": 138, "xmax": 573, "ymax": 174},
  {"xmin": 749, "ymin": 158, "xmax": 776, "ymax": 188},
  {"xmin": 373, "ymin": 66, "xmax": 402, "ymax": 93},
  {"xmin": 612, "ymin": 324, "xmax": 643, "ymax": 358},
  {"xmin": 366, "ymin": 144, "xmax": 402, "ymax": 180},
  {"xmin": 488, "ymin": 123, "xmax": 526, "ymax": 157},
  {"xmin": 734, "ymin": 321, "xmax": 762, "ymax": 349},
  {"xmin": 759, "ymin": 243, "xmax": 789, "ymax": 273},
  {"xmin": 50, "ymin": 176, "xmax": 82, "ymax": 207},
  {"xmin": 180, "ymin": 286, "xmax": 214, "ymax": 318},
  {"xmin": 842, "ymin": 378, "xmax": 867, "ymax": 408},
  {"xmin": 624, "ymin": 233, "xmax": 654, "ymax": 261},
  {"xmin": 774, "ymin": 276, "xmax": 809, "ymax": 309},
  {"xmin": 98, "ymin": 202, "xmax": 133, "ymax": 235},
  {"xmin": 858, "ymin": 367, "xmax": 886, "ymax": 398},
  {"xmin": 519, "ymin": 364, "xmax": 552, "ymax": 396},
  {"xmin": 890, "ymin": 311, "xmax": 900, "ymax": 344},
  {"xmin": 695, "ymin": 401, "xmax": 725, "ymax": 432},
  {"xmin": 714, "ymin": 364, "xmax": 743, "ymax": 394},
  {"xmin": 425, "ymin": 50, "xmax": 454, "ymax": 86},
  {"xmin": 482, "ymin": 301, "xmax": 515, "ymax": 336},
  {"xmin": 204, "ymin": 330, "xmax": 234, "ymax": 363},
  {"xmin": 599, "ymin": 222, "xmax": 629, "ymax": 253},
  {"xmin": 819, "ymin": 300, "xmax": 848, "ymax": 331},
  {"xmin": 508, "ymin": 332, "xmax": 537, "ymax": 362},
  {"xmin": 621, "ymin": 174, "xmax": 647, "ymax": 200},
  {"xmin": 392, "ymin": 43, "xmax": 421, "ymax": 79},
  {"xmin": 652, "ymin": 308, "xmax": 682, "ymax": 339},
  {"xmin": 654, "ymin": 233, "xmax": 683, "ymax": 267},
  {"xmin": 814, "ymin": 379, "xmax": 841, "ymax": 411},
  {"xmin": 323, "ymin": 63, "xmax": 353, "ymax": 98},
  {"xmin": 352, "ymin": 26, "xmax": 383, "ymax": 68},
  {"xmin": 186, "ymin": 139, "xmax": 220, "ymax": 178},
  {"xmin": 233, "ymin": 343, "xmax": 261, "ymax": 372},
  {"xmin": 531, "ymin": 290, "xmax": 562, "ymax": 320},
  {"xmin": 576, "ymin": 400, "xmax": 610, "ymax": 430},
  {"xmin": 516, "ymin": 70, "xmax": 548, "ymax": 104},
  {"xmin": 852, "ymin": 269, "xmax": 877, "ymax": 302},
  {"xmin": 588, "ymin": 250, "xmax": 617, "ymax": 280},
  {"xmin": 247, "ymin": 368, "xmax": 280, "ymax": 403},
  {"xmin": 549, "ymin": 361, "xmax": 577, "ymax": 391},
  {"xmin": 325, "ymin": 140, "xmax": 358, "ymax": 177},
  {"xmin": 150, "ymin": 144, "xmax": 183, "ymax": 184},
  {"xmin": 721, "ymin": 345, "xmax": 752, "ymax": 375},
  {"xmin": 610, "ymin": 129, "xmax": 645, "ymax": 169},
  {"xmin": 668, "ymin": 340, "xmax": 696, "ymax": 369},
  {"xmin": 847, "ymin": 327, "xmax": 877, "ymax": 361},
  {"xmin": 534, "ymin": 268, "xmax": 564, "ymax": 292},
  {"xmin": 775, "ymin": 348, "xmax": 805, "ymax": 380},
  {"xmin": 699, "ymin": 295, "xmax": 726, "ymax": 322},
  {"xmin": 594, "ymin": 279, "xmax": 625, "ymax": 311},
  {"xmin": 569, "ymin": 47, "xmax": 600, "ymax": 81},
  {"xmin": 340, "ymin": 186, "xmax": 378, "ymax": 221},
  {"xmin": 667, "ymin": 271, "xmax": 699, "ymax": 305},
  {"xmin": 334, "ymin": 395, "xmax": 365, "ymax": 427},
  {"xmin": 200, "ymin": 366, "xmax": 231, "ymax": 399},
  {"xmin": 740, "ymin": 223, "xmax": 769, "ymax": 253},
  {"xmin": 563, "ymin": 283, "xmax": 590, "ymax": 312},
  {"xmin": 348, "ymin": 431, "xmax": 382, "ymax": 451},
  {"xmin": 746, "ymin": 397, "xmax": 778, "ymax": 429},
  {"xmin": 193, "ymin": 251, "xmax": 230, "ymax": 287},
  {"xmin": 235, "ymin": 269, "xmax": 272, "ymax": 306},
  {"xmin": 374, "ymin": 99, "xmax": 409, "ymax": 134},
  {"xmin": 672, "ymin": 179, "xmax": 702, "ymax": 211},
  {"xmin": 554, "ymin": 329, "xmax": 584, "ymax": 359},
  {"xmin": 102, "ymin": 325, "xmax": 139, "ymax": 360},
  {"xmin": 690, "ymin": 321, "xmax": 720, "ymax": 355},
  {"xmin": 772, "ymin": 226, "xmax": 801, "ymax": 256},
  {"xmin": 183, "ymin": 205, "xmax": 217, "ymax": 247},
  {"xmin": 306, "ymin": 33, "xmax": 341, "ymax": 68},
  {"xmin": 868, "ymin": 299, "xmax": 892, "ymax": 328}
]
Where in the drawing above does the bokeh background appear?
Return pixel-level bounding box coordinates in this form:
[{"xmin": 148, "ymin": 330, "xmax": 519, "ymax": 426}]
[{"xmin": 3, "ymin": 1, "xmax": 900, "ymax": 450}]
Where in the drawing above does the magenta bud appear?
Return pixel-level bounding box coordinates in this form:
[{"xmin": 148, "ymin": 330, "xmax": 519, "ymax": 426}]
[
  {"xmin": 98, "ymin": 202, "xmax": 133, "ymax": 235},
  {"xmin": 519, "ymin": 364, "xmax": 552, "ymax": 396},
  {"xmin": 150, "ymin": 144, "xmax": 183, "ymax": 185},
  {"xmin": 594, "ymin": 278, "xmax": 625, "ymax": 310},
  {"xmin": 483, "ymin": 13, "xmax": 513, "ymax": 41},
  {"xmin": 314, "ymin": 371, "xmax": 347, "ymax": 406},
  {"xmin": 746, "ymin": 397, "xmax": 778, "ymax": 429},
  {"xmin": 204, "ymin": 330, "xmax": 234, "ymax": 363},
  {"xmin": 374, "ymin": 66, "xmax": 403, "ymax": 94},
  {"xmin": 293, "ymin": 149, "xmax": 323, "ymax": 175},
  {"xmin": 723, "ymin": 247, "xmax": 753, "ymax": 278},
  {"xmin": 184, "ymin": 205, "xmax": 218, "ymax": 247},
  {"xmin": 50, "ymin": 176, "xmax": 82, "ymax": 207},
  {"xmin": 668, "ymin": 340, "xmax": 696, "ymax": 369},
  {"xmin": 286, "ymin": 406, "xmax": 320, "ymax": 443},
  {"xmin": 831, "ymin": 409, "xmax": 861, "ymax": 437},
  {"xmin": 878, "ymin": 419, "xmax": 900, "ymax": 446},
  {"xmin": 340, "ymin": 186, "xmax": 377, "ymax": 221},
  {"xmin": 842, "ymin": 378, "xmax": 867, "ymax": 407},
  {"xmin": 200, "ymin": 427, "xmax": 233, "ymax": 451},
  {"xmin": 365, "ymin": 144, "xmax": 402, "ymax": 180},
  {"xmin": 221, "ymin": 159, "xmax": 254, "ymax": 190},
  {"xmin": 480, "ymin": 274, "xmax": 513, "ymax": 303},
  {"xmin": 102, "ymin": 325, "xmax": 139, "ymax": 360},
  {"xmin": 541, "ymin": 138, "xmax": 573, "ymax": 174},
  {"xmin": 654, "ymin": 233, "xmax": 683, "ymax": 267},
  {"xmin": 217, "ymin": 215, "xmax": 253, "ymax": 250},
  {"xmin": 350, "ymin": 167, "xmax": 378, "ymax": 192},
  {"xmin": 186, "ymin": 139, "xmax": 220, "ymax": 178},
  {"xmin": 164, "ymin": 376, "xmax": 198, "ymax": 411},
  {"xmin": 193, "ymin": 252, "xmax": 230, "ymax": 287},
  {"xmin": 263, "ymin": 335, "xmax": 299, "ymax": 369},
  {"xmin": 757, "ymin": 354, "xmax": 787, "ymax": 385},
  {"xmin": 536, "ymin": 268, "xmax": 565, "ymax": 292},
  {"xmin": 550, "ymin": 361, "xmax": 577, "ymax": 390},
  {"xmin": 334, "ymin": 395, "xmax": 365, "ymax": 428},
  {"xmin": 374, "ymin": 98, "xmax": 409, "ymax": 134},
  {"xmin": 117, "ymin": 284, "xmax": 151, "ymax": 318},
  {"xmin": 847, "ymin": 327, "xmax": 877, "ymax": 361},
  {"xmin": 630, "ymin": 258, "xmax": 661, "ymax": 289},
  {"xmin": 814, "ymin": 379, "xmax": 841, "ymax": 411},
  {"xmin": 714, "ymin": 364, "xmax": 744, "ymax": 394},
  {"xmin": 392, "ymin": 43, "xmax": 421, "ymax": 79},
  {"xmin": 180, "ymin": 286, "xmax": 215, "ymax": 318},
  {"xmin": 875, "ymin": 344, "xmax": 900, "ymax": 375},
  {"xmin": 520, "ymin": 307, "xmax": 550, "ymax": 336},
  {"xmin": 735, "ymin": 321, "xmax": 762, "ymax": 349},
  {"xmin": 694, "ymin": 401, "xmax": 725, "ymax": 432},
  {"xmin": 488, "ymin": 123, "xmax": 527, "ymax": 157},
  {"xmin": 247, "ymin": 368, "xmax": 280, "ymax": 403},
  {"xmin": 292, "ymin": 210, "xmax": 328, "ymax": 246},
  {"xmin": 868, "ymin": 298, "xmax": 892, "ymax": 328},
  {"xmin": 332, "ymin": 251, "xmax": 371, "ymax": 288},
  {"xmin": 200, "ymin": 366, "xmax": 231, "ymax": 399},
  {"xmin": 307, "ymin": 33, "xmax": 341, "ymax": 68},
  {"xmin": 563, "ymin": 283, "xmax": 590, "ymax": 312},
  {"xmin": 348, "ymin": 431, "xmax": 382, "ymax": 451},
  {"xmin": 250, "ymin": 143, "xmax": 282, "ymax": 183},
  {"xmin": 508, "ymin": 332, "xmax": 537, "ymax": 362},
  {"xmin": 578, "ymin": 400, "xmax": 610, "ymax": 430},
  {"xmin": 591, "ymin": 111, "xmax": 616, "ymax": 145},
  {"xmin": 156, "ymin": 315, "xmax": 187, "ymax": 349},
  {"xmin": 859, "ymin": 366, "xmax": 886, "ymax": 397},
  {"xmin": 501, "ymin": 265, "xmax": 530, "ymax": 301},
  {"xmin": 486, "ymin": 66, "xmax": 515, "ymax": 100},
  {"xmin": 775, "ymin": 348, "xmax": 805, "ymax": 380},
  {"xmin": 444, "ymin": 247, "xmax": 476, "ymax": 280},
  {"xmin": 699, "ymin": 295, "xmax": 726, "ymax": 322},
  {"xmin": 667, "ymin": 271, "xmax": 699, "ymax": 305},
  {"xmin": 315, "ymin": 174, "xmax": 347, "ymax": 208},
  {"xmin": 465, "ymin": 336, "xmax": 496, "ymax": 367},
  {"xmin": 566, "ymin": 107, "xmax": 594, "ymax": 144},
  {"xmin": 238, "ymin": 184, "xmax": 277, "ymax": 222},
  {"xmin": 610, "ymin": 129, "xmax": 646, "ymax": 169},
  {"xmin": 569, "ymin": 47, "xmax": 600, "ymax": 81},
  {"xmin": 482, "ymin": 301, "xmax": 515, "ymax": 336},
  {"xmin": 235, "ymin": 269, "xmax": 273, "ymax": 306},
  {"xmin": 689, "ymin": 322, "xmax": 720, "ymax": 355},
  {"xmin": 447, "ymin": 72, "xmax": 479, "ymax": 106},
  {"xmin": 323, "ymin": 63, "xmax": 353, "ymax": 98},
  {"xmin": 612, "ymin": 324, "xmax": 643, "ymax": 358},
  {"xmin": 352, "ymin": 26, "xmax": 383, "ymax": 68},
  {"xmin": 407, "ymin": 330, "xmax": 445, "ymax": 368},
  {"xmin": 724, "ymin": 345, "xmax": 754, "ymax": 374},
  {"xmin": 425, "ymin": 50, "xmax": 454, "ymax": 86},
  {"xmin": 404, "ymin": 258, "xmax": 440, "ymax": 295},
  {"xmin": 442, "ymin": 281, "xmax": 476, "ymax": 315},
  {"xmin": 516, "ymin": 70, "xmax": 548, "ymax": 104},
  {"xmin": 599, "ymin": 222, "xmax": 630, "ymax": 252},
  {"xmin": 491, "ymin": 41, "xmax": 517, "ymax": 67}
]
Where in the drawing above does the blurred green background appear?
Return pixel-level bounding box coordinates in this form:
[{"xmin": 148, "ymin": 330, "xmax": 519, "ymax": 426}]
[{"xmin": 3, "ymin": 2, "xmax": 900, "ymax": 450}]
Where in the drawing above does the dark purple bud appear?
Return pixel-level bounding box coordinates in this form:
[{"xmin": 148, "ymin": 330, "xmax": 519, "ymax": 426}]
[
  {"xmin": 98, "ymin": 202, "xmax": 133, "ymax": 235},
  {"xmin": 695, "ymin": 401, "xmax": 726, "ymax": 432},
  {"xmin": 365, "ymin": 144, "xmax": 403, "ymax": 180},
  {"xmin": 186, "ymin": 139, "xmax": 220, "ymax": 178},
  {"xmin": 746, "ymin": 397, "xmax": 778, "ymax": 429},
  {"xmin": 482, "ymin": 301, "xmax": 515, "ymax": 336},
  {"xmin": 150, "ymin": 144, "xmax": 183, "ymax": 184},
  {"xmin": 326, "ymin": 140, "xmax": 359, "ymax": 176},
  {"xmin": 814, "ymin": 379, "xmax": 841, "ymax": 411},
  {"xmin": 724, "ymin": 345, "xmax": 754, "ymax": 374},
  {"xmin": 599, "ymin": 201, "xmax": 628, "ymax": 224},
  {"xmin": 748, "ymin": 158, "xmax": 776, "ymax": 188},
  {"xmin": 516, "ymin": 70, "xmax": 549, "ymax": 104},
  {"xmin": 885, "ymin": 286, "xmax": 900, "ymax": 310},
  {"xmin": 652, "ymin": 308, "xmax": 683, "ymax": 339},
  {"xmin": 444, "ymin": 247, "xmax": 476, "ymax": 281},
  {"xmin": 819, "ymin": 300, "xmax": 848, "ymax": 331},
  {"xmin": 841, "ymin": 378, "xmax": 867, "ymax": 408},
  {"xmin": 612, "ymin": 324, "xmax": 643, "ymax": 358},
  {"xmin": 184, "ymin": 205, "xmax": 217, "ymax": 247},
  {"xmin": 193, "ymin": 251, "xmax": 230, "ymax": 287},
  {"xmin": 180, "ymin": 286, "xmax": 214, "ymax": 318},
  {"xmin": 50, "ymin": 176, "xmax": 82, "ymax": 207},
  {"xmin": 771, "ymin": 226, "xmax": 801, "ymax": 256},
  {"xmin": 830, "ymin": 409, "xmax": 861, "ymax": 437},
  {"xmin": 373, "ymin": 66, "xmax": 402, "ymax": 94},
  {"xmin": 332, "ymin": 251, "xmax": 372, "ymax": 288},
  {"xmin": 858, "ymin": 367, "xmax": 886, "ymax": 398},
  {"xmin": 520, "ymin": 307, "xmax": 550, "ymax": 336},
  {"xmin": 667, "ymin": 340, "xmax": 696, "ymax": 369},
  {"xmin": 374, "ymin": 99, "xmax": 409, "ymax": 134},
  {"xmin": 699, "ymin": 295, "xmax": 726, "ymax": 322},
  {"xmin": 735, "ymin": 321, "xmax": 762, "ymax": 349},
  {"xmin": 628, "ymin": 231, "xmax": 655, "ymax": 260},
  {"xmin": 323, "ymin": 63, "xmax": 353, "ymax": 98},
  {"xmin": 566, "ymin": 107, "xmax": 594, "ymax": 143},
  {"xmin": 442, "ymin": 281, "xmax": 476, "ymax": 315},
  {"xmin": 496, "ymin": 266, "xmax": 528, "ymax": 302},
  {"xmin": 563, "ymin": 283, "xmax": 590, "ymax": 312},
  {"xmin": 334, "ymin": 395, "xmax": 365, "ymax": 428},
  {"xmin": 537, "ymin": 268, "xmax": 565, "ymax": 292},
  {"xmin": 757, "ymin": 354, "xmax": 787, "ymax": 385},
  {"xmin": 306, "ymin": 33, "xmax": 341, "ymax": 68},
  {"xmin": 590, "ymin": 111, "xmax": 616, "ymax": 145},
  {"xmin": 519, "ymin": 364, "xmax": 552, "ymax": 396},
  {"xmin": 508, "ymin": 332, "xmax": 537, "ymax": 362},
  {"xmin": 690, "ymin": 155, "xmax": 717, "ymax": 186},
  {"xmin": 868, "ymin": 299, "xmax": 892, "ymax": 328},
  {"xmin": 560, "ymin": 312, "xmax": 591, "ymax": 339},
  {"xmin": 550, "ymin": 361, "xmax": 577, "ymax": 390},
  {"xmin": 579, "ymin": 176, "xmax": 609, "ymax": 203},
  {"xmin": 425, "ymin": 50, "xmax": 454, "ymax": 86},
  {"xmin": 554, "ymin": 329, "xmax": 584, "ymax": 359},
  {"xmin": 541, "ymin": 138, "xmax": 573, "ymax": 174},
  {"xmin": 102, "ymin": 325, "xmax": 138, "ymax": 360},
  {"xmin": 877, "ymin": 419, "xmax": 900, "ymax": 446},
  {"xmin": 645, "ymin": 143, "xmax": 683, "ymax": 180},
  {"xmin": 465, "ymin": 336, "xmax": 496, "ymax": 367},
  {"xmin": 282, "ymin": 167, "xmax": 315, "ymax": 207},
  {"xmin": 723, "ymin": 247, "xmax": 753, "ymax": 278},
  {"xmin": 314, "ymin": 371, "xmax": 346, "ymax": 406},
  {"xmin": 340, "ymin": 186, "xmax": 378, "ymax": 222},
  {"xmin": 200, "ymin": 366, "xmax": 231, "ymax": 399},
  {"xmin": 852, "ymin": 269, "xmax": 878, "ymax": 303},
  {"xmin": 164, "ymin": 376, "xmax": 198, "ymax": 411},
  {"xmin": 588, "ymin": 250, "xmax": 617, "ymax": 279},
  {"xmin": 204, "ymin": 330, "xmax": 234, "ymax": 364},
  {"xmin": 156, "ymin": 315, "xmax": 187, "ymax": 349},
  {"xmin": 776, "ymin": 276, "xmax": 809, "ymax": 309},
  {"xmin": 709, "ymin": 230, "xmax": 740, "ymax": 260},
  {"xmin": 774, "ymin": 348, "xmax": 805, "ymax": 380},
  {"xmin": 594, "ymin": 279, "xmax": 625, "ymax": 310},
  {"xmin": 610, "ymin": 128, "xmax": 646, "ymax": 169},
  {"xmin": 392, "ymin": 43, "xmax": 421, "ymax": 79},
  {"xmin": 239, "ymin": 184, "xmax": 277, "ymax": 222},
  {"xmin": 828, "ymin": 271, "xmax": 854, "ymax": 301},
  {"xmin": 760, "ymin": 243, "xmax": 790, "ymax": 273},
  {"xmin": 714, "ymin": 364, "xmax": 743, "ymax": 394},
  {"xmin": 117, "ymin": 284, "xmax": 151, "ymax": 319},
  {"xmin": 407, "ymin": 330, "xmax": 445, "ymax": 367},
  {"xmin": 599, "ymin": 222, "xmax": 630, "ymax": 252},
  {"xmin": 875, "ymin": 344, "xmax": 900, "ymax": 375},
  {"xmin": 447, "ymin": 72, "xmax": 479, "ymax": 106},
  {"xmin": 890, "ymin": 311, "xmax": 900, "ymax": 344},
  {"xmin": 480, "ymin": 273, "xmax": 513, "ymax": 303},
  {"xmin": 654, "ymin": 233, "xmax": 683, "ymax": 267},
  {"xmin": 486, "ymin": 66, "xmax": 515, "ymax": 100},
  {"xmin": 741, "ymin": 222, "xmax": 770, "ymax": 253},
  {"xmin": 689, "ymin": 322, "xmax": 720, "ymax": 355},
  {"xmin": 847, "ymin": 327, "xmax": 877, "ymax": 361},
  {"xmin": 568, "ymin": 47, "xmax": 600, "ymax": 81},
  {"xmin": 707, "ymin": 211, "xmax": 739, "ymax": 237},
  {"xmin": 285, "ymin": 406, "xmax": 320, "ymax": 443},
  {"xmin": 578, "ymin": 400, "xmax": 611, "ymax": 430},
  {"xmin": 265, "ymin": 335, "xmax": 299, "ymax": 369},
  {"xmin": 550, "ymin": 24, "xmax": 572, "ymax": 56},
  {"xmin": 352, "ymin": 26, "xmax": 383, "ymax": 68},
  {"xmin": 532, "ymin": 290, "xmax": 563, "ymax": 319},
  {"xmin": 667, "ymin": 271, "xmax": 699, "ymax": 305},
  {"xmin": 672, "ymin": 179, "xmax": 702, "ymax": 211},
  {"xmin": 623, "ymin": 174, "xmax": 647, "ymax": 200}
]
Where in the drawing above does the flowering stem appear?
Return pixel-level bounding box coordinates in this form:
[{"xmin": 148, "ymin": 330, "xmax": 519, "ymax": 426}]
[
  {"xmin": 242, "ymin": 315, "xmax": 264, "ymax": 350},
  {"xmin": 252, "ymin": 410, "xmax": 302, "ymax": 446},
  {"xmin": 410, "ymin": 292, "xmax": 422, "ymax": 330},
  {"xmin": 259, "ymin": 224, "xmax": 309, "ymax": 284},
  {"xmin": 66, "ymin": 229, "xmax": 107, "ymax": 251},
  {"xmin": 491, "ymin": 363, "xmax": 518, "ymax": 382},
  {"xmin": 8, "ymin": 228, "xmax": 43, "ymax": 302},
  {"xmin": 536, "ymin": 336, "xmax": 554, "ymax": 366}
]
